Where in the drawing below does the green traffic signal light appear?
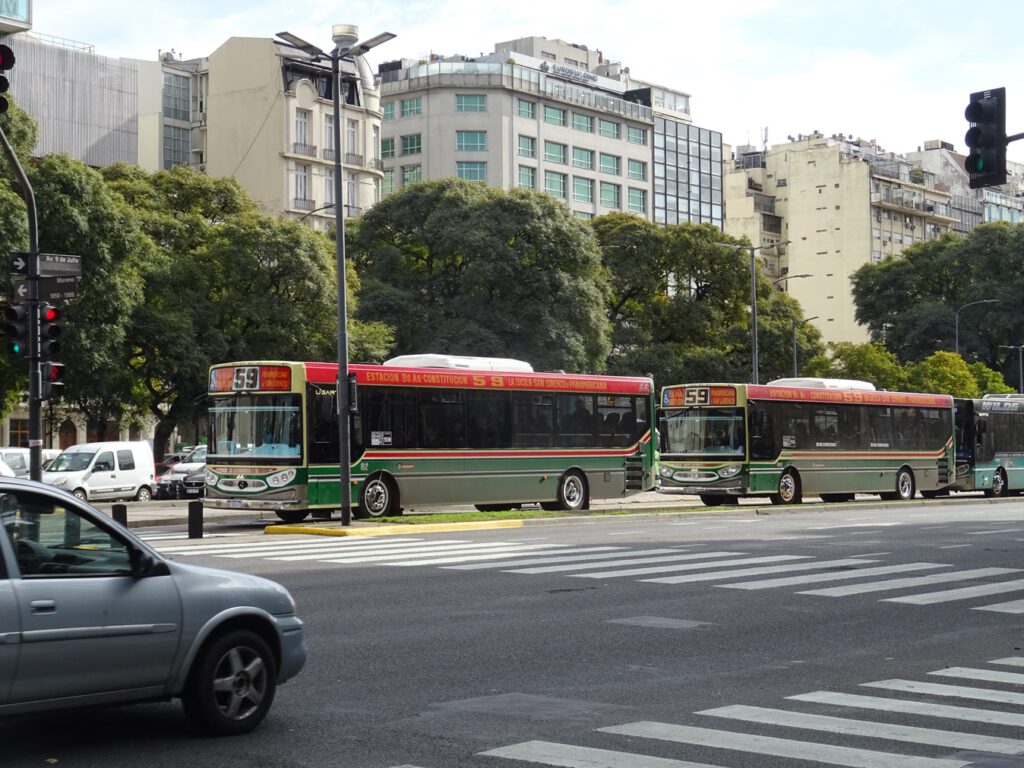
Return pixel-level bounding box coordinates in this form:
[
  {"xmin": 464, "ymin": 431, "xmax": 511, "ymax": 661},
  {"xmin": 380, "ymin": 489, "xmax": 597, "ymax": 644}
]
[
  {"xmin": 964, "ymin": 87, "xmax": 1007, "ymax": 188},
  {"xmin": 4, "ymin": 303, "xmax": 29, "ymax": 357}
]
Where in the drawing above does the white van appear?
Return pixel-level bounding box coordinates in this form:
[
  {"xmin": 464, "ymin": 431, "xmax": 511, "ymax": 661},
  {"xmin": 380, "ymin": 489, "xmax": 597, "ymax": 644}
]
[{"xmin": 42, "ymin": 441, "xmax": 156, "ymax": 502}]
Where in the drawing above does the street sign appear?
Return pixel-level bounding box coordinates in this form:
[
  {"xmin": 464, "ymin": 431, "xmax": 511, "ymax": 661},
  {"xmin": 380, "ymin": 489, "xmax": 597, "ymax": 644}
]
[
  {"xmin": 10, "ymin": 251, "xmax": 82, "ymax": 277},
  {"xmin": 11, "ymin": 275, "xmax": 79, "ymax": 302}
]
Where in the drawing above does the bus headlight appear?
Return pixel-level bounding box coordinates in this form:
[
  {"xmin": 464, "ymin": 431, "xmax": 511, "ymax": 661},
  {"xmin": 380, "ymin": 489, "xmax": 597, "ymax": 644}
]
[
  {"xmin": 660, "ymin": 466, "xmax": 674, "ymax": 478},
  {"xmin": 719, "ymin": 464, "xmax": 742, "ymax": 478},
  {"xmin": 205, "ymin": 470, "xmax": 217, "ymax": 487},
  {"xmin": 267, "ymin": 468, "xmax": 297, "ymax": 488}
]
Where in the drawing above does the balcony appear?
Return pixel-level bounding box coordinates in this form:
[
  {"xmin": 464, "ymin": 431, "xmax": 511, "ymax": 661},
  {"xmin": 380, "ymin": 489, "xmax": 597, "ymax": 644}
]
[
  {"xmin": 292, "ymin": 143, "xmax": 317, "ymax": 157},
  {"xmin": 292, "ymin": 198, "xmax": 316, "ymax": 211},
  {"xmin": 322, "ymin": 148, "xmax": 337, "ymax": 162},
  {"xmin": 345, "ymin": 152, "xmax": 364, "ymax": 167}
]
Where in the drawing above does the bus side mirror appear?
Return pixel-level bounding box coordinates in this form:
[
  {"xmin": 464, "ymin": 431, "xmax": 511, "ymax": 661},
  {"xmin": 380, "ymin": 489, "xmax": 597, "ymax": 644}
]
[{"xmin": 347, "ymin": 373, "xmax": 358, "ymax": 414}]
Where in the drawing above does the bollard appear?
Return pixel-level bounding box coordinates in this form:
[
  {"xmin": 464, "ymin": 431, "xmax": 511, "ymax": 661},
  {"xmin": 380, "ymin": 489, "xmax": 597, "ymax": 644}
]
[
  {"xmin": 112, "ymin": 503, "xmax": 127, "ymax": 527},
  {"xmin": 188, "ymin": 500, "xmax": 203, "ymax": 539}
]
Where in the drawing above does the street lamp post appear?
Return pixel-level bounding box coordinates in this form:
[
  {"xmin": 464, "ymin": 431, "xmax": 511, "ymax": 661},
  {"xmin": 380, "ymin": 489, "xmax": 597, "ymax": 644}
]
[
  {"xmin": 793, "ymin": 315, "xmax": 819, "ymax": 377},
  {"xmin": 999, "ymin": 344, "xmax": 1024, "ymax": 394},
  {"xmin": 277, "ymin": 26, "xmax": 395, "ymax": 525},
  {"xmin": 724, "ymin": 241, "xmax": 791, "ymax": 385},
  {"xmin": 955, "ymin": 299, "xmax": 998, "ymax": 357}
]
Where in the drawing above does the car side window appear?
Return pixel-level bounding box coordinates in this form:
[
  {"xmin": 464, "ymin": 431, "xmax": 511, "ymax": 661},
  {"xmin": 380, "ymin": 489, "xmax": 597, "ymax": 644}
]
[
  {"xmin": 94, "ymin": 451, "xmax": 114, "ymax": 472},
  {"xmin": 0, "ymin": 491, "xmax": 131, "ymax": 577},
  {"xmin": 116, "ymin": 449, "xmax": 136, "ymax": 471}
]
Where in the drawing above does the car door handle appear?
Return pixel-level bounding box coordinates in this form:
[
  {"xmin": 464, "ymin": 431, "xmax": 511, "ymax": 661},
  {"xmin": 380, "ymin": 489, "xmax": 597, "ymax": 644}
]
[{"xmin": 30, "ymin": 599, "xmax": 56, "ymax": 614}]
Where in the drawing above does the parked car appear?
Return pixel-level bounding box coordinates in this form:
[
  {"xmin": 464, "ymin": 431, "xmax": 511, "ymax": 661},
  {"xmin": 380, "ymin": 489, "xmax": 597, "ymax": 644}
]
[
  {"xmin": 156, "ymin": 445, "xmax": 207, "ymax": 500},
  {"xmin": 181, "ymin": 467, "xmax": 208, "ymax": 498},
  {"xmin": 0, "ymin": 459, "xmax": 13, "ymax": 477},
  {"xmin": 42, "ymin": 441, "xmax": 156, "ymax": 502},
  {"xmin": 0, "ymin": 476, "xmax": 306, "ymax": 733},
  {"xmin": 0, "ymin": 448, "xmax": 61, "ymax": 478}
]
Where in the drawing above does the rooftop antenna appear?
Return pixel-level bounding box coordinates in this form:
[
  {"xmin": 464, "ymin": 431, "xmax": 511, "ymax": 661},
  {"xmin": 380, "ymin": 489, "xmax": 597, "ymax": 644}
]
[{"xmin": 762, "ymin": 127, "xmax": 768, "ymax": 152}]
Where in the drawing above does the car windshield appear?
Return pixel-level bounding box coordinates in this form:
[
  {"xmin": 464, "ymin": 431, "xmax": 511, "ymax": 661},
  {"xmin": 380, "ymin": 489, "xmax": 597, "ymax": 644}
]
[
  {"xmin": 46, "ymin": 451, "xmax": 96, "ymax": 472},
  {"xmin": 183, "ymin": 446, "xmax": 207, "ymax": 463}
]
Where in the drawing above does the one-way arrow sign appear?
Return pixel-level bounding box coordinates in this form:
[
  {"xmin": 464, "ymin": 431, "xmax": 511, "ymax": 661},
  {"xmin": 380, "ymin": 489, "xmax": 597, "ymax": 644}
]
[{"xmin": 10, "ymin": 253, "xmax": 27, "ymax": 274}]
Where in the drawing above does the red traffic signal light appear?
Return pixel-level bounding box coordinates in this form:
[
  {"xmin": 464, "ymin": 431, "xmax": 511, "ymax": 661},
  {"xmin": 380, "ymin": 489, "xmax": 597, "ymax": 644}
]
[
  {"xmin": 4, "ymin": 303, "xmax": 29, "ymax": 356},
  {"xmin": 964, "ymin": 87, "xmax": 1007, "ymax": 189},
  {"xmin": 39, "ymin": 303, "xmax": 62, "ymax": 359},
  {"xmin": 0, "ymin": 44, "xmax": 14, "ymax": 115},
  {"xmin": 41, "ymin": 361, "xmax": 65, "ymax": 400}
]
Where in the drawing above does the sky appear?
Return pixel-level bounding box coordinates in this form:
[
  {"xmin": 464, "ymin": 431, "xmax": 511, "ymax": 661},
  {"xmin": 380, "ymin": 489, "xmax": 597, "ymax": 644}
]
[{"xmin": 25, "ymin": 0, "xmax": 1024, "ymax": 163}]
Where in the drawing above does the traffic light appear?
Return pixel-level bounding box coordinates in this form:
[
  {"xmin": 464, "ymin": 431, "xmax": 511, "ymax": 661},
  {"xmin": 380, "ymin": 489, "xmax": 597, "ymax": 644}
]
[
  {"xmin": 40, "ymin": 362, "xmax": 65, "ymax": 400},
  {"xmin": 964, "ymin": 87, "xmax": 1007, "ymax": 189},
  {"xmin": 4, "ymin": 303, "xmax": 29, "ymax": 356},
  {"xmin": 38, "ymin": 303, "xmax": 61, "ymax": 360},
  {"xmin": 0, "ymin": 44, "xmax": 14, "ymax": 114}
]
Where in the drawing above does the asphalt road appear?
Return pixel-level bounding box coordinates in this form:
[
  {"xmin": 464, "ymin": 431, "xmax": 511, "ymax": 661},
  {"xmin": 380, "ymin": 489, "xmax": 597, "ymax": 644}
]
[{"xmin": 4, "ymin": 499, "xmax": 1024, "ymax": 768}]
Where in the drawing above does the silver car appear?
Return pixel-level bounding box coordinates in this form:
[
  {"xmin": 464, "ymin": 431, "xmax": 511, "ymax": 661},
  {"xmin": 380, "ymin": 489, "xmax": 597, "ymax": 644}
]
[{"xmin": 0, "ymin": 477, "xmax": 306, "ymax": 735}]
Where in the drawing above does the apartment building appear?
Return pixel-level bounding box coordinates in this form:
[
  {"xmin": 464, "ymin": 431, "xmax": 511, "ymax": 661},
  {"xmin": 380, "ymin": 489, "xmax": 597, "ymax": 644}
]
[
  {"xmin": 377, "ymin": 36, "xmax": 724, "ymax": 228},
  {"xmin": 726, "ymin": 133, "xmax": 958, "ymax": 344}
]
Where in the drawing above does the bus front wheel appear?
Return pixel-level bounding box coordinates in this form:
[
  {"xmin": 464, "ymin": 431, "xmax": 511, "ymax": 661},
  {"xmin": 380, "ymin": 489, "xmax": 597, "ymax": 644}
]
[
  {"xmin": 357, "ymin": 475, "xmax": 400, "ymax": 518},
  {"xmin": 542, "ymin": 470, "xmax": 588, "ymax": 512},
  {"xmin": 770, "ymin": 469, "xmax": 802, "ymax": 505},
  {"xmin": 985, "ymin": 468, "xmax": 1008, "ymax": 498}
]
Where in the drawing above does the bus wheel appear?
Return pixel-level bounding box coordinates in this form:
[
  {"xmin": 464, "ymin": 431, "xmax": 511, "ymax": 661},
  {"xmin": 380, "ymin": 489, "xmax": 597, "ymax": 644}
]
[
  {"xmin": 770, "ymin": 470, "xmax": 802, "ymax": 505},
  {"xmin": 276, "ymin": 509, "xmax": 310, "ymax": 524},
  {"xmin": 986, "ymin": 469, "xmax": 1008, "ymax": 498},
  {"xmin": 893, "ymin": 467, "xmax": 916, "ymax": 500},
  {"xmin": 551, "ymin": 470, "xmax": 588, "ymax": 512},
  {"xmin": 357, "ymin": 475, "xmax": 399, "ymax": 518}
]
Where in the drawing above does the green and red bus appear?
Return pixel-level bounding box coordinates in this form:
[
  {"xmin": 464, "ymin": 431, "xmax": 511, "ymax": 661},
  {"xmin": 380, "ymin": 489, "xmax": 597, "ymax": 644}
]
[
  {"xmin": 657, "ymin": 379, "xmax": 955, "ymax": 505},
  {"xmin": 204, "ymin": 356, "xmax": 657, "ymax": 522},
  {"xmin": 952, "ymin": 394, "xmax": 1024, "ymax": 497}
]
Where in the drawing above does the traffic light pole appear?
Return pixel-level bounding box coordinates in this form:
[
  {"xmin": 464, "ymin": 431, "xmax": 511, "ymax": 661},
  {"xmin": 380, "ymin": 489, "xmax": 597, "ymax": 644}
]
[{"xmin": 0, "ymin": 124, "xmax": 45, "ymax": 480}]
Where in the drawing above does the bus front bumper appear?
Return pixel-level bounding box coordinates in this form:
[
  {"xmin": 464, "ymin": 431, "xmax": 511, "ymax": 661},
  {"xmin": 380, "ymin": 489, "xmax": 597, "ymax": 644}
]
[
  {"xmin": 657, "ymin": 480, "xmax": 747, "ymax": 496},
  {"xmin": 205, "ymin": 492, "xmax": 305, "ymax": 512}
]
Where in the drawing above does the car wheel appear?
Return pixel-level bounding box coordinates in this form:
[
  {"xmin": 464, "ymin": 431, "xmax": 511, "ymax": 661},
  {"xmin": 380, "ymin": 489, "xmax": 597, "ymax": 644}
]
[
  {"xmin": 72, "ymin": 488, "xmax": 87, "ymax": 501},
  {"xmin": 135, "ymin": 486, "xmax": 153, "ymax": 502},
  {"xmin": 183, "ymin": 629, "xmax": 277, "ymax": 736}
]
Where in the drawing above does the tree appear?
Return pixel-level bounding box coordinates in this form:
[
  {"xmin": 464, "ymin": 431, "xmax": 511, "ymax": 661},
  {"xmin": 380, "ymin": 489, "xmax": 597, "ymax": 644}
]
[
  {"xmin": 351, "ymin": 179, "xmax": 610, "ymax": 372},
  {"xmin": 804, "ymin": 342, "xmax": 908, "ymax": 391},
  {"xmin": 906, "ymin": 351, "xmax": 978, "ymax": 397},
  {"xmin": 968, "ymin": 361, "xmax": 1015, "ymax": 396}
]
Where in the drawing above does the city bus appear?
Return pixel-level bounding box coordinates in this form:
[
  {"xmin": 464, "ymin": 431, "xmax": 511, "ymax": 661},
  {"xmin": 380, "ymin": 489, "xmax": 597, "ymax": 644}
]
[
  {"xmin": 952, "ymin": 394, "xmax": 1024, "ymax": 497},
  {"xmin": 657, "ymin": 379, "xmax": 955, "ymax": 505},
  {"xmin": 204, "ymin": 356, "xmax": 657, "ymax": 522}
]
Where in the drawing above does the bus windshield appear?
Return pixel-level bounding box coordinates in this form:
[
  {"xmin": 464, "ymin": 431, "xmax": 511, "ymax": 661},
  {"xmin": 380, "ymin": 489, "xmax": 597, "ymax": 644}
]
[
  {"xmin": 661, "ymin": 407, "xmax": 746, "ymax": 457},
  {"xmin": 209, "ymin": 394, "xmax": 302, "ymax": 460}
]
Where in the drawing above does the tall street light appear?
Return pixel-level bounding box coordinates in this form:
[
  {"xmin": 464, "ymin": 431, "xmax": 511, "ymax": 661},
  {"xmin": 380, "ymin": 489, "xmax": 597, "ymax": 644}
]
[
  {"xmin": 724, "ymin": 241, "xmax": 791, "ymax": 385},
  {"xmin": 793, "ymin": 316, "xmax": 819, "ymax": 377},
  {"xmin": 277, "ymin": 26, "xmax": 396, "ymax": 526},
  {"xmin": 955, "ymin": 298, "xmax": 998, "ymax": 357},
  {"xmin": 999, "ymin": 344, "xmax": 1024, "ymax": 394}
]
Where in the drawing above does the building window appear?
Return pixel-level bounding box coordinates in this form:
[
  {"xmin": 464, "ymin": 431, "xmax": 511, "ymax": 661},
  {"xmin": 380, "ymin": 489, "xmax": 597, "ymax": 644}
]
[
  {"xmin": 599, "ymin": 153, "xmax": 621, "ymax": 175},
  {"xmin": 456, "ymin": 94, "xmax": 487, "ymax": 112},
  {"xmin": 573, "ymin": 176, "xmax": 594, "ymax": 204},
  {"xmin": 544, "ymin": 170, "xmax": 567, "ymax": 199},
  {"xmin": 457, "ymin": 161, "xmax": 487, "ymax": 181},
  {"xmin": 573, "ymin": 147, "xmax": 594, "ymax": 170},
  {"xmin": 544, "ymin": 106, "xmax": 566, "ymax": 126},
  {"xmin": 381, "ymin": 138, "xmax": 395, "ymax": 159},
  {"xmin": 572, "ymin": 113, "xmax": 593, "ymax": 132},
  {"xmin": 402, "ymin": 165, "xmax": 422, "ymax": 185},
  {"xmin": 456, "ymin": 130, "xmax": 487, "ymax": 151},
  {"xmin": 518, "ymin": 135, "xmax": 536, "ymax": 158},
  {"xmin": 295, "ymin": 109, "xmax": 310, "ymax": 146},
  {"xmin": 163, "ymin": 72, "xmax": 189, "ymax": 121},
  {"xmin": 347, "ymin": 119, "xmax": 358, "ymax": 156},
  {"xmin": 382, "ymin": 168, "xmax": 395, "ymax": 195},
  {"xmin": 7, "ymin": 418, "xmax": 28, "ymax": 447},
  {"xmin": 400, "ymin": 97, "xmax": 422, "ymax": 117},
  {"xmin": 382, "ymin": 102, "xmax": 395, "ymax": 121},
  {"xmin": 628, "ymin": 187, "xmax": 647, "ymax": 213},
  {"xmin": 325, "ymin": 167, "xmax": 335, "ymax": 206},
  {"xmin": 324, "ymin": 115, "xmax": 335, "ymax": 153},
  {"xmin": 628, "ymin": 126, "xmax": 648, "ymax": 145},
  {"xmin": 518, "ymin": 165, "xmax": 536, "ymax": 189},
  {"xmin": 401, "ymin": 134, "xmax": 422, "ymax": 155},
  {"xmin": 347, "ymin": 172, "xmax": 357, "ymax": 212},
  {"xmin": 162, "ymin": 124, "xmax": 190, "ymax": 170},
  {"xmin": 575, "ymin": 211, "xmax": 594, "ymax": 220},
  {"xmin": 600, "ymin": 181, "xmax": 620, "ymax": 209},
  {"xmin": 295, "ymin": 163, "xmax": 311, "ymax": 202},
  {"xmin": 628, "ymin": 159, "xmax": 647, "ymax": 181},
  {"xmin": 518, "ymin": 98, "xmax": 535, "ymax": 119},
  {"xmin": 598, "ymin": 118, "xmax": 620, "ymax": 139},
  {"xmin": 544, "ymin": 141, "xmax": 567, "ymax": 164}
]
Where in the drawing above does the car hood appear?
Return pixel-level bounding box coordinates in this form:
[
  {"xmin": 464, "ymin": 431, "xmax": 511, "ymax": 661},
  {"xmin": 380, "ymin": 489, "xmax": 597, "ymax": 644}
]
[{"xmin": 164, "ymin": 559, "xmax": 297, "ymax": 616}]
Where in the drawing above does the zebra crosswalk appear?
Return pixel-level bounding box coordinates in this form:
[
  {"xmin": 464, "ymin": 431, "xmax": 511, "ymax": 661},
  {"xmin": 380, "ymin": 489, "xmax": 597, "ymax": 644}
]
[
  {"xmin": 478, "ymin": 656, "xmax": 1024, "ymax": 767},
  {"xmin": 152, "ymin": 536, "xmax": 1024, "ymax": 615}
]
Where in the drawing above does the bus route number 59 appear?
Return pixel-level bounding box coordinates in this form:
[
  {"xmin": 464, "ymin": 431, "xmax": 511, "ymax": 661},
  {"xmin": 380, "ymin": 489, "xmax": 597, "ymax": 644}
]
[{"xmin": 684, "ymin": 387, "xmax": 711, "ymax": 406}]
